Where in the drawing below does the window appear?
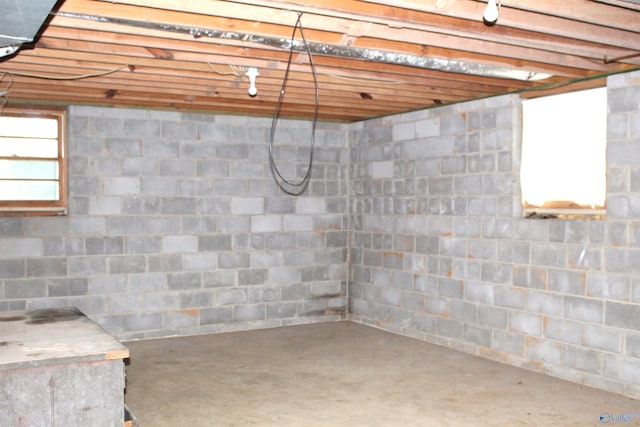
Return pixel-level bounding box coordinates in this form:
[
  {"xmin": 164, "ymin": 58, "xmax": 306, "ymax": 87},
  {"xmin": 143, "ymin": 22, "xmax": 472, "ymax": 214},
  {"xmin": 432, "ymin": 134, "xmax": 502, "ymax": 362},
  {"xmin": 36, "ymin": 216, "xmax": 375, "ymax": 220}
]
[
  {"xmin": 0, "ymin": 107, "xmax": 67, "ymax": 215},
  {"xmin": 520, "ymin": 87, "xmax": 606, "ymax": 218}
]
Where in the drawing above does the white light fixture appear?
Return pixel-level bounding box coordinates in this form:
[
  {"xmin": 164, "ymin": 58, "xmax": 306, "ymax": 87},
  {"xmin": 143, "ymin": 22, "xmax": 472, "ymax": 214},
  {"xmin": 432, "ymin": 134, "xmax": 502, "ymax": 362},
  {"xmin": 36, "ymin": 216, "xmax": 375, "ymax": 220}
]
[
  {"xmin": 483, "ymin": 0, "xmax": 500, "ymax": 25},
  {"xmin": 245, "ymin": 67, "xmax": 259, "ymax": 97}
]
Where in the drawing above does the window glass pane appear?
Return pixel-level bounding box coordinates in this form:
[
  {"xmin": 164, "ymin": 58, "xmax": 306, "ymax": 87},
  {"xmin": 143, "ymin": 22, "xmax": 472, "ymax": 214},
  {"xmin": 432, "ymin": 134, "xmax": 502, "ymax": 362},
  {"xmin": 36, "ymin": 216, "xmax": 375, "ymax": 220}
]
[
  {"xmin": 0, "ymin": 180, "xmax": 59, "ymax": 200},
  {"xmin": 521, "ymin": 87, "xmax": 606, "ymax": 209},
  {"xmin": 0, "ymin": 117, "xmax": 58, "ymax": 139},
  {"xmin": 0, "ymin": 160, "xmax": 59, "ymax": 180},
  {"xmin": 0, "ymin": 137, "xmax": 59, "ymax": 158}
]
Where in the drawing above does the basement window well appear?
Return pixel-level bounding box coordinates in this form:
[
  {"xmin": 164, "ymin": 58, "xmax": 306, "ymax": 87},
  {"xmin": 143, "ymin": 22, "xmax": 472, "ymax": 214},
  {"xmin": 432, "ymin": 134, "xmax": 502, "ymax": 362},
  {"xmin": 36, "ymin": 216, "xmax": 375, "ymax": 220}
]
[
  {"xmin": 520, "ymin": 87, "xmax": 607, "ymax": 219},
  {"xmin": 0, "ymin": 108, "xmax": 67, "ymax": 215}
]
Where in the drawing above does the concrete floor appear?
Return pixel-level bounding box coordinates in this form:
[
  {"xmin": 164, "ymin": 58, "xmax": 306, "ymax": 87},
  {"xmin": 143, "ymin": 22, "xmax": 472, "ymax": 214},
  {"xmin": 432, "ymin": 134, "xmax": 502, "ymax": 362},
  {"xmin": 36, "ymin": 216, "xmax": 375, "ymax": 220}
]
[{"xmin": 124, "ymin": 322, "xmax": 638, "ymax": 426}]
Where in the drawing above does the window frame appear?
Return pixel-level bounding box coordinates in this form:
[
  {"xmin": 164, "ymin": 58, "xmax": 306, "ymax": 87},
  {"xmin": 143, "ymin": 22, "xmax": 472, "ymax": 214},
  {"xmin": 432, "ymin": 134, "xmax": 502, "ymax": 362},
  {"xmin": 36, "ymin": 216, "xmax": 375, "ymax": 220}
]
[
  {"xmin": 519, "ymin": 87, "xmax": 607, "ymax": 220},
  {"xmin": 0, "ymin": 106, "xmax": 67, "ymax": 216}
]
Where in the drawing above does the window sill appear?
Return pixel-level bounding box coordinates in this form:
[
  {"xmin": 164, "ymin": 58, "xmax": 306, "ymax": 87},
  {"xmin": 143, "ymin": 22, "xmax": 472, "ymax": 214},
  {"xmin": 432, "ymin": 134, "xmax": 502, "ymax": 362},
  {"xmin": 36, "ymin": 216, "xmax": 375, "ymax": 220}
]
[
  {"xmin": 524, "ymin": 208, "xmax": 605, "ymax": 220},
  {"xmin": 0, "ymin": 206, "xmax": 67, "ymax": 217}
]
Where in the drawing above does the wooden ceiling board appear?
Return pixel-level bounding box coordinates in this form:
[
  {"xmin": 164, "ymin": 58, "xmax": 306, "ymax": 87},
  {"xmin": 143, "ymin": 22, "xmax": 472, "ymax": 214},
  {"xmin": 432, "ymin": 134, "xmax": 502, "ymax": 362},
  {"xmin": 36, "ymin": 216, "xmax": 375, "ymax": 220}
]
[{"xmin": 0, "ymin": 0, "xmax": 638, "ymax": 121}]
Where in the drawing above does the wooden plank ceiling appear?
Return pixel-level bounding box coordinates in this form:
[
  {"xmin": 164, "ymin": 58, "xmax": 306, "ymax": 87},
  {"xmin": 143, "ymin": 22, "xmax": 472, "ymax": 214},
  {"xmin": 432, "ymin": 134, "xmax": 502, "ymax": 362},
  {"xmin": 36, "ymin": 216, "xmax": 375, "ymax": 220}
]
[{"xmin": 1, "ymin": 0, "xmax": 639, "ymax": 122}]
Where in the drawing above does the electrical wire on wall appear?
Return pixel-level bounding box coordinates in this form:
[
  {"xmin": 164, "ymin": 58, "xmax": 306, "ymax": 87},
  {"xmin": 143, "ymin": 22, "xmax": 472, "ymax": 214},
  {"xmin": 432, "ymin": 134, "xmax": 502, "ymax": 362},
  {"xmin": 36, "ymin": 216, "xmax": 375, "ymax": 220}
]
[
  {"xmin": 0, "ymin": 66, "xmax": 128, "ymax": 114},
  {"xmin": 268, "ymin": 11, "xmax": 319, "ymax": 196}
]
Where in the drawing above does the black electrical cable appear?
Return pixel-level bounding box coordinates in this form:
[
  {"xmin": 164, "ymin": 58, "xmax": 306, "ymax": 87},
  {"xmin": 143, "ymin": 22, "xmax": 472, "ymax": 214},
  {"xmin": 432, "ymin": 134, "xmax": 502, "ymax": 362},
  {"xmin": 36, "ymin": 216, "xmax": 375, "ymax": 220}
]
[{"xmin": 268, "ymin": 12, "xmax": 319, "ymax": 196}]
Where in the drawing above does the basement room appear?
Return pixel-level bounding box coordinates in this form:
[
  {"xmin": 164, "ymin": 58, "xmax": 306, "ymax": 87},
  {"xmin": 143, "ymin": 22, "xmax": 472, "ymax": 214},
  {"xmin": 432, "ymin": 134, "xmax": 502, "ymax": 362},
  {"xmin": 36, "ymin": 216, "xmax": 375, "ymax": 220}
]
[{"xmin": 1, "ymin": 0, "xmax": 640, "ymax": 426}]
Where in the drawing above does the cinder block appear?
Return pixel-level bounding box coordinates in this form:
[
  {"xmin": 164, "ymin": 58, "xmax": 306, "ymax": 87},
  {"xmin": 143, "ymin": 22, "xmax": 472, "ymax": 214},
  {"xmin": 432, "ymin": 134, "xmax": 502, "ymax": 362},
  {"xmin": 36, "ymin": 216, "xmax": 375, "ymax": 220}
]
[
  {"xmin": 608, "ymin": 85, "xmax": 640, "ymax": 113},
  {"xmin": 495, "ymin": 286, "xmax": 527, "ymax": 309},
  {"xmin": 0, "ymin": 259, "xmax": 25, "ymax": 279},
  {"xmin": 25, "ymin": 258, "xmax": 66, "ymax": 277},
  {"xmin": 167, "ymin": 272, "xmax": 202, "ymax": 290},
  {"xmin": 492, "ymin": 329, "xmax": 524, "ymax": 354},
  {"xmin": 125, "ymin": 313, "xmax": 163, "ymax": 332},
  {"xmin": 586, "ymin": 273, "xmax": 629, "ymax": 300},
  {"xmin": 525, "ymin": 337, "xmax": 563, "ymax": 365},
  {"xmin": 392, "ymin": 121, "xmax": 415, "ymax": 142},
  {"xmin": 582, "ymin": 324, "xmax": 621, "ymax": 353},
  {"xmin": 452, "ymin": 259, "xmax": 481, "ymax": 281},
  {"xmin": 450, "ymin": 300, "xmax": 476, "ymax": 322},
  {"xmin": 68, "ymin": 257, "xmax": 107, "ymax": 277},
  {"xmin": 164, "ymin": 310, "xmax": 199, "ymax": 329},
  {"xmin": 513, "ymin": 266, "xmax": 546, "ymax": 289},
  {"xmin": 531, "ymin": 243, "xmax": 566, "ymax": 267},
  {"xmin": 85, "ymin": 236, "xmax": 124, "ymax": 255},
  {"xmin": 216, "ymin": 288, "xmax": 248, "ymax": 305},
  {"xmin": 231, "ymin": 197, "xmax": 264, "ymax": 215},
  {"xmin": 203, "ymin": 270, "xmax": 236, "ymax": 288},
  {"xmin": 128, "ymin": 273, "xmax": 168, "ymax": 292},
  {"xmin": 127, "ymin": 236, "xmax": 162, "ymax": 254},
  {"xmin": 180, "ymin": 290, "xmax": 214, "ymax": 308},
  {"xmin": 235, "ymin": 304, "xmax": 266, "ymax": 322},
  {"xmin": 481, "ymin": 262, "xmax": 512, "ymax": 284},
  {"xmin": 497, "ymin": 241, "xmax": 529, "ymax": 264},
  {"xmin": 267, "ymin": 302, "xmax": 297, "ymax": 319},
  {"xmin": 251, "ymin": 215, "xmax": 282, "ymax": 233},
  {"xmin": 509, "ymin": 312, "xmax": 542, "ymax": 336},
  {"xmin": 182, "ymin": 253, "xmax": 217, "ymax": 270},
  {"xmin": 248, "ymin": 286, "xmax": 279, "ymax": 303},
  {"xmin": 438, "ymin": 278, "xmax": 463, "ymax": 299},
  {"xmin": 565, "ymin": 296, "xmax": 603, "ymax": 323},
  {"xmin": 464, "ymin": 324, "xmax": 491, "ymax": 347},
  {"xmin": 148, "ymin": 254, "xmax": 182, "ymax": 272},
  {"xmin": 548, "ymin": 269, "xmax": 585, "ymax": 295},
  {"xmin": 238, "ymin": 269, "xmax": 268, "ymax": 286},
  {"xmin": 122, "ymin": 158, "xmax": 158, "ymax": 176},
  {"xmin": 161, "ymin": 197, "xmax": 196, "ymax": 215},
  {"xmin": 89, "ymin": 275, "xmax": 127, "ymax": 295},
  {"xmin": 141, "ymin": 293, "xmax": 180, "ymax": 311},
  {"xmin": 109, "ymin": 255, "xmax": 146, "ymax": 274},
  {"xmin": 162, "ymin": 235, "xmax": 198, "ymax": 253},
  {"xmin": 106, "ymin": 217, "xmax": 146, "ymax": 235},
  {"xmin": 103, "ymin": 177, "xmax": 140, "ymax": 196},
  {"xmin": 0, "ymin": 238, "xmax": 43, "ymax": 258},
  {"xmin": 199, "ymin": 235, "xmax": 232, "ymax": 252},
  {"xmin": 625, "ymin": 335, "xmax": 640, "ymax": 358},
  {"xmin": 437, "ymin": 317, "xmax": 464, "ymax": 339},
  {"xmin": 527, "ymin": 291, "xmax": 563, "ymax": 316},
  {"xmin": 563, "ymin": 345, "xmax": 601, "ymax": 374},
  {"xmin": 604, "ymin": 354, "xmax": 640, "ymax": 385},
  {"xmin": 4, "ymin": 280, "xmax": 47, "ymax": 299},
  {"xmin": 606, "ymin": 301, "xmax": 640, "ymax": 329},
  {"xmin": 48, "ymin": 278, "xmax": 88, "ymax": 297},
  {"xmin": 440, "ymin": 113, "xmax": 466, "ymax": 136}
]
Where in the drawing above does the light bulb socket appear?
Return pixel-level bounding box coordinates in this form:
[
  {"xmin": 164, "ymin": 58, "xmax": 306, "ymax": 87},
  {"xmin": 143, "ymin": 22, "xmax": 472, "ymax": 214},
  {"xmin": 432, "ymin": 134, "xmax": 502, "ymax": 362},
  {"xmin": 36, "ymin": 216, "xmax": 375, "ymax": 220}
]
[
  {"xmin": 483, "ymin": 0, "xmax": 500, "ymax": 25},
  {"xmin": 245, "ymin": 67, "xmax": 259, "ymax": 97}
]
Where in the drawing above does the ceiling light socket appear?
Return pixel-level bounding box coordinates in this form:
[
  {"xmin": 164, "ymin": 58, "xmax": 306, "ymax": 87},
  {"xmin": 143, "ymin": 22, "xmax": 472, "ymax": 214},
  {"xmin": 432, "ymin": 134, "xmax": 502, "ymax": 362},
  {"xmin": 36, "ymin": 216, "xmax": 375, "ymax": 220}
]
[
  {"xmin": 483, "ymin": 0, "xmax": 500, "ymax": 25},
  {"xmin": 245, "ymin": 67, "xmax": 259, "ymax": 97}
]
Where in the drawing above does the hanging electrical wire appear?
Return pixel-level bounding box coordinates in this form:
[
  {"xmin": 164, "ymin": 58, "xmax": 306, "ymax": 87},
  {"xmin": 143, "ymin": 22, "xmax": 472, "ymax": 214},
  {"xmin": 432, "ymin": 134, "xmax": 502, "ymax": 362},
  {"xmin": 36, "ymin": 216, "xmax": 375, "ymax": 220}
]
[
  {"xmin": 0, "ymin": 72, "xmax": 14, "ymax": 113},
  {"xmin": 268, "ymin": 11, "xmax": 319, "ymax": 196},
  {"xmin": 1, "ymin": 65, "xmax": 129, "ymax": 80},
  {"xmin": 207, "ymin": 63, "xmax": 247, "ymax": 77}
]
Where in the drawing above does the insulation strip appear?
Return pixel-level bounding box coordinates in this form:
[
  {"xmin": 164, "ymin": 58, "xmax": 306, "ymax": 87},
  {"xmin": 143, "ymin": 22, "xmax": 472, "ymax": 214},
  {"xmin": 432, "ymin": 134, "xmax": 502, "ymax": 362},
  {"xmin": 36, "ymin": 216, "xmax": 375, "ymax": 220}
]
[{"xmin": 55, "ymin": 11, "xmax": 551, "ymax": 81}]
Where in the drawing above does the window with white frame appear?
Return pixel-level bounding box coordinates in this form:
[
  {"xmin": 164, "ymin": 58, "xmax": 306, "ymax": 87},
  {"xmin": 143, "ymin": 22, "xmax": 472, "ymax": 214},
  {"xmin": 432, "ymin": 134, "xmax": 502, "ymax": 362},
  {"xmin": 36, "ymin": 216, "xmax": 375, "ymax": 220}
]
[
  {"xmin": 520, "ymin": 87, "xmax": 607, "ymax": 218},
  {"xmin": 0, "ymin": 108, "xmax": 67, "ymax": 215}
]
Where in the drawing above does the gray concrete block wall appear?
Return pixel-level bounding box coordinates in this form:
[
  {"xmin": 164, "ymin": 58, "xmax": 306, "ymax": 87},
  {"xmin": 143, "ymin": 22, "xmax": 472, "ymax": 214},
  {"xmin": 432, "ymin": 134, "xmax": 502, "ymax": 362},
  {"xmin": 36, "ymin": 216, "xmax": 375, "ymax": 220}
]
[
  {"xmin": 0, "ymin": 106, "xmax": 349, "ymax": 340},
  {"xmin": 349, "ymin": 70, "xmax": 640, "ymax": 398}
]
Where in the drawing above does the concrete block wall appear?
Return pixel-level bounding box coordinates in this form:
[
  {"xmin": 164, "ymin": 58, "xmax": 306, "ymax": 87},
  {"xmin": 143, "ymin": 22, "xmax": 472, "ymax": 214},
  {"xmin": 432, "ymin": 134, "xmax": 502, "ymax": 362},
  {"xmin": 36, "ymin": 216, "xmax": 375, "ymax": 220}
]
[
  {"xmin": 349, "ymin": 70, "xmax": 640, "ymax": 398},
  {"xmin": 0, "ymin": 106, "xmax": 349, "ymax": 340}
]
